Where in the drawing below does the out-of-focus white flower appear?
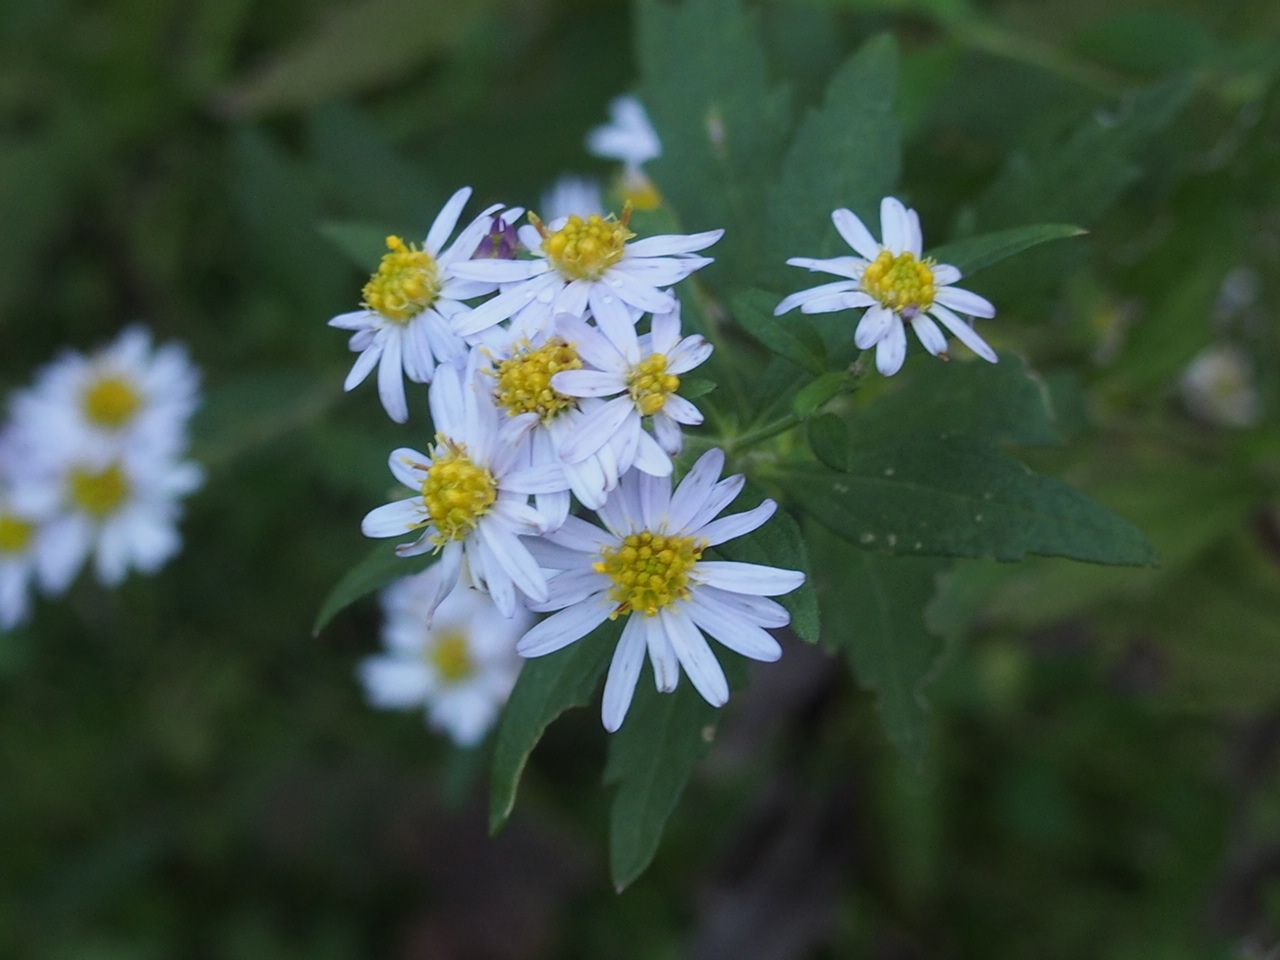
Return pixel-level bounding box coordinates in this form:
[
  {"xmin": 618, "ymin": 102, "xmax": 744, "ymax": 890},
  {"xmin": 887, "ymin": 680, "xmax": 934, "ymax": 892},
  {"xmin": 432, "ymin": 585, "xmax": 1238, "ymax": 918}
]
[
  {"xmin": 450, "ymin": 208, "xmax": 721, "ymax": 341},
  {"xmin": 586, "ymin": 95, "xmax": 662, "ymax": 173},
  {"xmin": 360, "ymin": 566, "xmax": 528, "ymax": 747},
  {"xmin": 9, "ymin": 325, "xmax": 199, "ymax": 465},
  {"xmin": 1180, "ymin": 344, "xmax": 1261, "ymax": 428},
  {"xmin": 775, "ymin": 197, "xmax": 998, "ymax": 376},
  {"xmin": 541, "ymin": 175, "xmax": 604, "ymax": 224},
  {"xmin": 552, "ymin": 306, "xmax": 710, "ymax": 476},
  {"xmin": 329, "ymin": 187, "xmax": 509, "ymax": 423},
  {"xmin": 517, "ymin": 449, "xmax": 804, "ymax": 732},
  {"xmin": 0, "ymin": 483, "xmax": 51, "ymax": 630},
  {"xmin": 17, "ymin": 446, "xmax": 203, "ymax": 592},
  {"xmin": 360, "ymin": 362, "xmax": 565, "ymax": 620}
]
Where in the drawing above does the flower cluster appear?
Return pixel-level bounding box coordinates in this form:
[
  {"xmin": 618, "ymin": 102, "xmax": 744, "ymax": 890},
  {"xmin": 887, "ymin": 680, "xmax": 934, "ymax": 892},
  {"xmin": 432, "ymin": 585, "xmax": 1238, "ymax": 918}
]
[
  {"xmin": 336, "ymin": 173, "xmax": 805, "ymax": 734},
  {"xmin": 0, "ymin": 327, "xmax": 203, "ymax": 630}
]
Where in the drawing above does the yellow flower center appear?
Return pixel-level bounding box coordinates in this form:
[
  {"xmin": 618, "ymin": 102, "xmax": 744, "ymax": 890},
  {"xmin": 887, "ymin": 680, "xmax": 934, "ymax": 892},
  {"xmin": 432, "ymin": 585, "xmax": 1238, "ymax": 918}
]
[
  {"xmin": 82, "ymin": 375, "xmax": 142, "ymax": 429},
  {"xmin": 0, "ymin": 514, "xmax": 34, "ymax": 554},
  {"xmin": 421, "ymin": 440, "xmax": 497, "ymax": 545},
  {"xmin": 429, "ymin": 633, "xmax": 474, "ymax": 683},
  {"xmin": 861, "ymin": 249, "xmax": 936, "ymax": 315},
  {"xmin": 70, "ymin": 464, "xmax": 130, "ymax": 518},
  {"xmin": 538, "ymin": 209, "xmax": 634, "ymax": 281},
  {"xmin": 494, "ymin": 338, "xmax": 583, "ymax": 420},
  {"xmin": 628, "ymin": 353, "xmax": 680, "ymax": 415},
  {"xmin": 362, "ymin": 236, "xmax": 441, "ymax": 323},
  {"xmin": 593, "ymin": 530, "xmax": 705, "ymax": 618}
]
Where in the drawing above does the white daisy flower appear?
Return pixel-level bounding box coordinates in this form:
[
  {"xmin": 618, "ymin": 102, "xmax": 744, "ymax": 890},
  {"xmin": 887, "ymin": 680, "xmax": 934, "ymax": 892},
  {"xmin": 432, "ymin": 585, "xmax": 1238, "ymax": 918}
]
[
  {"xmin": 9, "ymin": 325, "xmax": 199, "ymax": 465},
  {"xmin": 481, "ymin": 322, "xmax": 624, "ymax": 520},
  {"xmin": 329, "ymin": 186, "xmax": 509, "ymax": 423},
  {"xmin": 551, "ymin": 305, "xmax": 710, "ymax": 476},
  {"xmin": 775, "ymin": 196, "xmax": 998, "ymax": 376},
  {"xmin": 541, "ymin": 174, "xmax": 605, "ymax": 223},
  {"xmin": 0, "ymin": 483, "xmax": 51, "ymax": 630},
  {"xmin": 359, "ymin": 566, "xmax": 529, "ymax": 747},
  {"xmin": 517, "ymin": 449, "xmax": 805, "ymax": 731},
  {"xmin": 360, "ymin": 361, "xmax": 566, "ymax": 620},
  {"xmin": 586, "ymin": 95, "xmax": 663, "ymax": 212},
  {"xmin": 448, "ymin": 207, "xmax": 722, "ymax": 343},
  {"xmin": 1180, "ymin": 344, "xmax": 1262, "ymax": 428},
  {"xmin": 17, "ymin": 446, "xmax": 204, "ymax": 592}
]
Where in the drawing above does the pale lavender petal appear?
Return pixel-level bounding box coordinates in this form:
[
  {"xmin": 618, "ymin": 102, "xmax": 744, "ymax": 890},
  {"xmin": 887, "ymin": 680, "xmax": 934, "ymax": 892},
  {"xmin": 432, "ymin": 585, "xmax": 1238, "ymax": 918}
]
[
  {"xmin": 661, "ymin": 607, "xmax": 728, "ymax": 707},
  {"xmin": 517, "ymin": 598, "xmax": 614, "ymax": 656},
  {"xmin": 933, "ymin": 285, "xmax": 997, "ymax": 319},
  {"xmin": 644, "ymin": 614, "xmax": 680, "ymax": 692},
  {"xmin": 602, "ymin": 615, "xmax": 648, "ymax": 732},
  {"xmin": 343, "ymin": 338, "xmax": 382, "ymax": 391},
  {"xmin": 625, "ymin": 228, "xmax": 723, "ymax": 258},
  {"xmin": 684, "ymin": 592, "xmax": 783, "ymax": 661},
  {"xmin": 376, "ymin": 331, "xmax": 408, "ymax": 422},
  {"xmin": 693, "ymin": 560, "xmax": 805, "ymax": 596},
  {"xmin": 854, "ymin": 304, "xmax": 895, "ymax": 350},
  {"xmin": 425, "ymin": 186, "xmax": 472, "ymax": 254},
  {"xmin": 695, "ymin": 498, "xmax": 776, "ymax": 546},
  {"xmin": 930, "ymin": 303, "xmax": 998, "ymax": 363},
  {"xmin": 551, "ymin": 370, "xmax": 625, "ymax": 398},
  {"xmin": 361, "ymin": 498, "xmax": 425, "ymax": 538}
]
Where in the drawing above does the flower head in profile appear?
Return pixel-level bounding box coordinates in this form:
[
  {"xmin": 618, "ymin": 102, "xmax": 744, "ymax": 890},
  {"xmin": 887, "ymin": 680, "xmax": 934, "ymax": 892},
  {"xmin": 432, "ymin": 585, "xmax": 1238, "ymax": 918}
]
[
  {"xmin": 329, "ymin": 186, "xmax": 508, "ymax": 422},
  {"xmin": 360, "ymin": 566, "xmax": 529, "ymax": 747},
  {"xmin": 517, "ymin": 449, "xmax": 804, "ymax": 731},
  {"xmin": 775, "ymin": 197, "xmax": 998, "ymax": 376},
  {"xmin": 540, "ymin": 174, "xmax": 605, "ymax": 224},
  {"xmin": 359, "ymin": 362, "xmax": 566, "ymax": 620},
  {"xmin": 449, "ymin": 205, "xmax": 721, "ymax": 343},
  {"xmin": 586, "ymin": 95, "xmax": 663, "ymax": 211}
]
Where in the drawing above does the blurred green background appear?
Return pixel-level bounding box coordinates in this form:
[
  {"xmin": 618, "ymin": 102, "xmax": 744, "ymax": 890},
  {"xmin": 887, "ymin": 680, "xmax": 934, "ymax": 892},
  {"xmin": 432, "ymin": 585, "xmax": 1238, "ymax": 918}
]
[{"xmin": 1, "ymin": 0, "xmax": 1279, "ymax": 956}]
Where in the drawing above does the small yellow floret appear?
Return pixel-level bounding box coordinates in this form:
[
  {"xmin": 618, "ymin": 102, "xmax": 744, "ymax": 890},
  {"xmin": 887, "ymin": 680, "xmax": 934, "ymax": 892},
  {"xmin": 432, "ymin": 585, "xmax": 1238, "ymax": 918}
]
[
  {"xmin": 70, "ymin": 464, "xmax": 129, "ymax": 518},
  {"xmin": 0, "ymin": 514, "xmax": 34, "ymax": 554},
  {"xmin": 83, "ymin": 376, "xmax": 142, "ymax": 429},
  {"xmin": 593, "ymin": 530, "xmax": 705, "ymax": 617},
  {"xmin": 628, "ymin": 353, "xmax": 680, "ymax": 416},
  {"xmin": 619, "ymin": 171, "xmax": 662, "ymax": 211},
  {"xmin": 539, "ymin": 209, "xmax": 635, "ymax": 281},
  {"xmin": 362, "ymin": 236, "xmax": 441, "ymax": 323},
  {"xmin": 421, "ymin": 440, "xmax": 497, "ymax": 545},
  {"xmin": 494, "ymin": 339, "xmax": 583, "ymax": 420},
  {"xmin": 430, "ymin": 633, "xmax": 474, "ymax": 683},
  {"xmin": 861, "ymin": 249, "xmax": 936, "ymax": 315}
]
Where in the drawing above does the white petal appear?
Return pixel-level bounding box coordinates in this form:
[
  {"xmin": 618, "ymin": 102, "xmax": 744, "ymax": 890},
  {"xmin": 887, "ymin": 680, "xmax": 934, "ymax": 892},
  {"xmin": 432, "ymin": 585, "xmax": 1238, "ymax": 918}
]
[
  {"xmin": 517, "ymin": 598, "xmax": 614, "ymax": 656},
  {"xmin": 667, "ymin": 335, "xmax": 712, "ymax": 374},
  {"xmin": 624, "ymin": 229, "xmax": 723, "ymax": 258},
  {"xmin": 665, "ymin": 448, "xmax": 726, "ymax": 532},
  {"xmin": 933, "ymin": 284, "xmax": 997, "ymax": 319},
  {"xmin": 875, "ymin": 318, "xmax": 908, "ymax": 375},
  {"xmin": 479, "ymin": 520, "xmax": 547, "ymax": 603},
  {"xmin": 602, "ymin": 614, "xmax": 648, "ymax": 732},
  {"xmin": 389, "ymin": 447, "xmax": 430, "ymax": 489},
  {"xmin": 697, "ymin": 586, "xmax": 791, "ymax": 628},
  {"xmin": 558, "ymin": 397, "xmax": 633, "ymax": 463},
  {"xmin": 425, "ymin": 186, "xmax": 472, "ymax": 254},
  {"xmin": 660, "ymin": 393, "xmax": 703, "ymax": 426},
  {"xmin": 685, "ymin": 592, "xmax": 783, "ymax": 661},
  {"xmin": 695, "ymin": 498, "xmax": 776, "ymax": 546},
  {"xmin": 693, "ymin": 560, "xmax": 805, "ymax": 596},
  {"xmin": 785, "ymin": 255, "xmax": 865, "ymax": 280},
  {"xmin": 911, "ymin": 313, "xmax": 949, "ymax": 356},
  {"xmin": 644, "ymin": 613, "xmax": 680, "ymax": 692},
  {"xmin": 774, "ymin": 281, "xmax": 859, "ymax": 317},
  {"xmin": 376, "ymin": 331, "xmax": 408, "ymax": 422},
  {"xmin": 632, "ymin": 429, "xmax": 673, "ymax": 478},
  {"xmin": 343, "ymin": 338, "xmax": 382, "ymax": 391},
  {"xmin": 832, "ymin": 207, "xmax": 883, "ymax": 260},
  {"xmin": 661, "ymin": 607, "xmax": 728, "ymax": 707},
  {"xmin": 551, "ymin": 370, "xmax": 624, "ymax": 398},
  {"xmin": 930, "ymin": 303, "xmax": 999, "ymax": 363},
  {"xmin": 880, "ymin": 196, "xmax": 910, "ymax": 254},
  {"xmin": 932, "ymin": 263, "xmax": 961, "ymax": 285},
  {"xmin": 854, "ymin": 305, "xmax": 894, "ymax": 350}
]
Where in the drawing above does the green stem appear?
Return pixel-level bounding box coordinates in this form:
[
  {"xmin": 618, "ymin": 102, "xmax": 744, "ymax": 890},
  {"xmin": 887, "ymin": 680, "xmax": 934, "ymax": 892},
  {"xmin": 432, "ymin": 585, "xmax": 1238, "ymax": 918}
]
[{"xmin": 726, "ymin": 412, "xmax": 802, "ymax": 456}]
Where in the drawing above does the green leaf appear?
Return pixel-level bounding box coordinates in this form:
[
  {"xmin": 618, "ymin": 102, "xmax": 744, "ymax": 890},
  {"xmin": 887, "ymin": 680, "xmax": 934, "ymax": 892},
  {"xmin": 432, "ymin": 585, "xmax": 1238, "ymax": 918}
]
[
  {"xmin": 926, "ymin": 223, "xmax": 1084, "ymax": 277},
  {"xmin": 319, "ymin": 220, "xmax": 398, "ymax": 271},
  {"xmin": 811, "ymin": 524, "xmax": 947, "ymax": 766},
  {"xmin": 191, "ymin": 372, "xmax": 335, "ymax": 471},
  {"xmin": 731, "ymin": 289, "xmax": 827, "ymax": 376},
  {"xmin": 792, "ymin": 370, "xmax": 857, "ymax": 419},
  {"xmin": 778, "ymin": 434, "xmax": 1157, "ymax": 565},
  {"xmin": 713, "ymin": 497, "xmax": 821, "ymax": 642},
  {"xmin": 850, "ymin": 354, "xmax": 1061, "ymax": 449},
  {"xmin": 807, "ymin": 413, "xmax": 850, "ymax": 473},
  {"xmin": 679, "ymin": 377, "xmax": 718, "ymax": 400},
  {"xmin": 765, "ymin": 34, "xmax": 901, "ymax": 290},
  {"xmin": 637, "ymin": 0, "xmax": 793, "ymax": 290},
  {"xmin": 489, "ymin": 621, "xmax": 620, "ymax": 832},
  {"xmin": 605, "ymin": 674, "xmax": 720, "ymax": 890},
  {"xmin": 311, "ymin": 540, "xmax": 437, "ymax": 636}
]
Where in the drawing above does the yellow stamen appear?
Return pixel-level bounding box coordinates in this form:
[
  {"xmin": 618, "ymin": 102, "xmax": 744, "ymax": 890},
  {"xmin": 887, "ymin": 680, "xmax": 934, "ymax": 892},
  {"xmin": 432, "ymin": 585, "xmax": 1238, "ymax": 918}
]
[
  {"xmin": 861, "ymin": 249, "xmax": 936, "ymax": 315},
  {"xmin": 430, "ymin": 633, "xmax": 474, "ymax": 683},
  {"xmin": 593, "ymin": 530, "xmax": 705, "ymax": 618},
  {"xmin": 420, "ymin": 440, "xmax": 497, "ymax": 546},
  {"xmin": 83, "ymin": 376, "xmax": 142, "ymax": 429},
  {"xmin": 494, "ymin": 338, "xmax": 583, "ymax": 420},
  {"xmin": 362, "ymin": 236, "xmax": 441, "ymax": 323},
  {"xmin": 0, "ymin": 514, "xmax": 34, "ymax": 554},
  {"xmin": 628, "ymin": 353, "xmax": 680, "ymax": 416},
  {"xmin": 70, "ymin": 464, "xmax": 129, "ymax": 518},
  {"xmin": 537, "ymin": 207, "xmax": 635, "ymax": 281}
]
